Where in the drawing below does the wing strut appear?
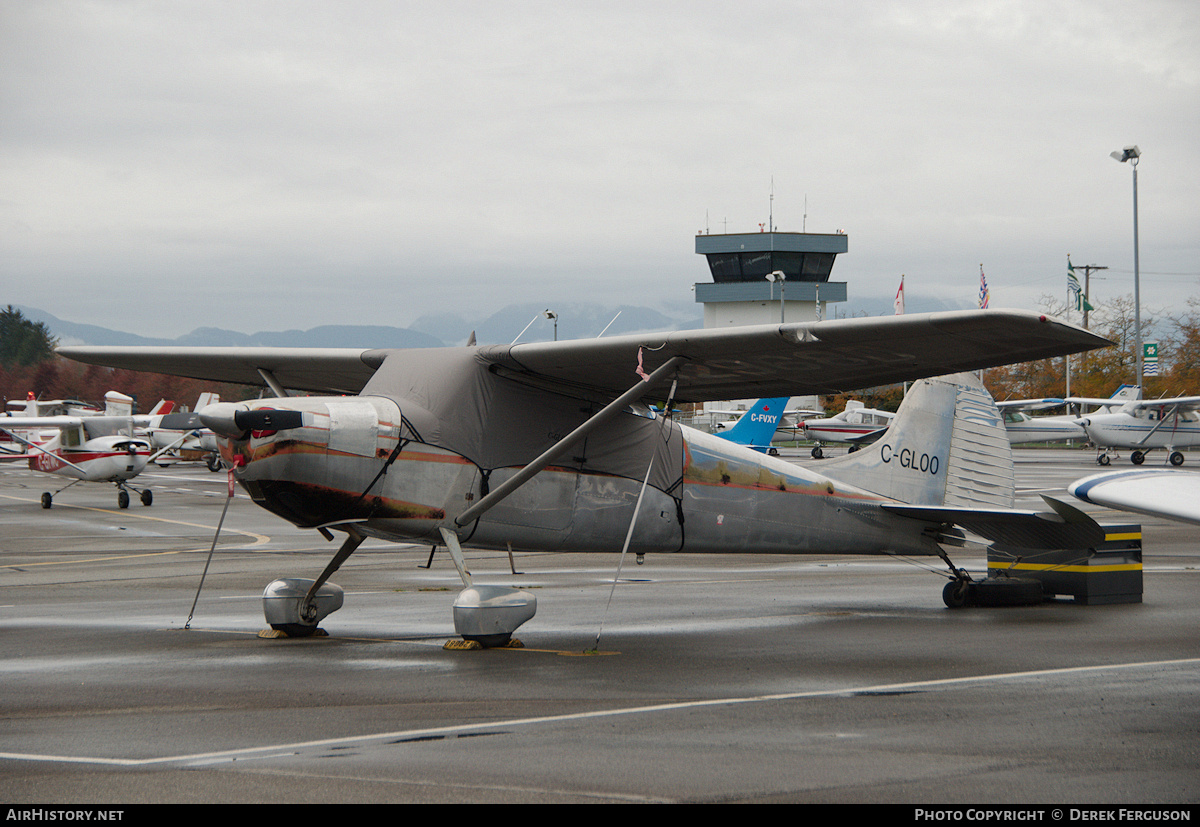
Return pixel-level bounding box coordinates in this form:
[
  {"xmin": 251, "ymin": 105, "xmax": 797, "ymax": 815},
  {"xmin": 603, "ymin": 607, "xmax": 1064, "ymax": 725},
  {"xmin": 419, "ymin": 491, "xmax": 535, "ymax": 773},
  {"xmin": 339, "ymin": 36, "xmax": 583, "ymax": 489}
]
[
  {"xmin": 257, "ymin": 368, "xmax": 289, "ymax": 398},
  {"xmin": 1134, "ymin": 403, "xmax": 1184, "ymax": 447},
  {"xmin": 454, "ymin": 355, "xmax": 684, "ymax": 528},
  {"xmin": 0, "ymin": 428, "xmax": 91, "ymax": 475}
]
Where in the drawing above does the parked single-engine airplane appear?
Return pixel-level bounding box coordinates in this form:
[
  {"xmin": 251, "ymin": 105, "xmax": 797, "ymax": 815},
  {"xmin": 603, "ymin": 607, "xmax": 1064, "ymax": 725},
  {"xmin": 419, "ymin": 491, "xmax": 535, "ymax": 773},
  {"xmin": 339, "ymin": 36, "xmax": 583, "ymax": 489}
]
[
  {"xmin": 1069, "ymin": 390, "xmax": 1200, "ymax": 466},
  {"xmin": 60, "ymin": 309, "xmax": 1108, "ymax": 643},
  {"xmin": 146, "ymin": 392, "xmax": 223, "ymax": 471},
  {"xmin": 0, "ymin": 406, "xmax": 197, "ymax": 509},
  {"xmin": 2, "ymin": 392, "xmax": 108, "ymax": 453},
  {"xmin": 712, "ymin": 397, "xmax": 790, "ymax": 455},
  {"xmin": 802, "ymin": 400, "xmax": 895, "ymax": 458},
  {"xmin": 995, "ymin": 398, "xmax": 1087, "ymax": 444}
]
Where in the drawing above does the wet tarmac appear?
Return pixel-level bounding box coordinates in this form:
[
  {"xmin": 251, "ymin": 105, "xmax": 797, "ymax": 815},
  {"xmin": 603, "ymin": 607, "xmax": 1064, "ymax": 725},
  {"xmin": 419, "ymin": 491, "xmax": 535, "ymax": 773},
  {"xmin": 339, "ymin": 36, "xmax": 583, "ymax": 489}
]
[{"xmin": 1, "ymin": 448, "xmax": 1197, "ymax": 803}]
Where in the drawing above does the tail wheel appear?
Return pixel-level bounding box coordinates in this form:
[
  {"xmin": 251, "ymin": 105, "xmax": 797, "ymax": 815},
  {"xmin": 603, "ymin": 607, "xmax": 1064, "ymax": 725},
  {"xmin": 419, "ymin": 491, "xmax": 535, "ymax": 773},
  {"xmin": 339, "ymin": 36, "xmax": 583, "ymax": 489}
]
[{"xmin": 942, "ymin": 579, "xmax": 970, "ymax": 609}]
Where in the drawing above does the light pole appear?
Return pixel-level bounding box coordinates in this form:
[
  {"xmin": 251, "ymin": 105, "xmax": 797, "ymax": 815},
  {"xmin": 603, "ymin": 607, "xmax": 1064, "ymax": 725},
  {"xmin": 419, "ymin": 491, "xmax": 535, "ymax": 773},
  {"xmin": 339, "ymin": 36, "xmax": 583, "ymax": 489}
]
[
  {"xmin": 766, "ymin": 270, "xmax": 786, "ymax": 323},
  {"xmin": 1110, "ymin": 145, "xmax": 1141, "ymax": 388},
  {"xmin": 544, "ymin": 309, "xmax": 558, "ymax": 341}
]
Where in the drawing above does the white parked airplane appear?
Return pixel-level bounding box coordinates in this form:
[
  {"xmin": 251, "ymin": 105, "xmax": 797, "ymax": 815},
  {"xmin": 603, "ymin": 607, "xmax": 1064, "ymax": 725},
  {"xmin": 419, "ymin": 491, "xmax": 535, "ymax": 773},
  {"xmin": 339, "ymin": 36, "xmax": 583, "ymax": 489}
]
[
  {"xmin": 146, "ymin": 392, "xmax": 223, "ymax": 471},
  {"xmin": 1069, "ymin": 389, "xmax": 1200, "ymax": 467},
  {"xmin": 2, "ymin": 392, "xmax": 107, "ymax": 453},
  {"xmin": 0, "ymin": 400, "xmax": 197, "ymax": 508},
  {"xmin": 802, "ymin": 400, "xmax": 895, "ymax": 458},
  {"xmin": 60, "ymin": 309, "xmax": 1107, "ymax": 642},
  {"xmin": 1070, "ymin": 468, "xmax": 1200, "ymax": 525},
  {"xmin": 995, "ymin": 399, "xmax": 1087, "ymax": 444}
]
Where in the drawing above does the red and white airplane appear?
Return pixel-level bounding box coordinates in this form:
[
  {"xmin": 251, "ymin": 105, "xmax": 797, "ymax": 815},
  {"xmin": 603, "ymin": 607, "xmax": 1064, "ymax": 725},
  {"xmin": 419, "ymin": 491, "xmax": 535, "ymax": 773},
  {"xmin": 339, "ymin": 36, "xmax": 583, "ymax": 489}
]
[
  {"xmin": 801, "ymin": 401, "xmax": 895, "ymax": 458},
  {"xmin": 0, "ymin": 395, "xmax": 195, "ymax": 509}
]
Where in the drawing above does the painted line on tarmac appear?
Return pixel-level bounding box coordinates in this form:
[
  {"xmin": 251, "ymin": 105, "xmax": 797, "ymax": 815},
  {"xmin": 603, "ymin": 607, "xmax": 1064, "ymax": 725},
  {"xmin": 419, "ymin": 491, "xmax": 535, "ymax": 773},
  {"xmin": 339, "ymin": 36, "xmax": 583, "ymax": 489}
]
[
  {"xmin": 0, "ymin": 492, "xmax": 270, "ymax": 547},
  {"xmin": 1, "ymin": 656, "xmax": 1196, "ymax": 768}
]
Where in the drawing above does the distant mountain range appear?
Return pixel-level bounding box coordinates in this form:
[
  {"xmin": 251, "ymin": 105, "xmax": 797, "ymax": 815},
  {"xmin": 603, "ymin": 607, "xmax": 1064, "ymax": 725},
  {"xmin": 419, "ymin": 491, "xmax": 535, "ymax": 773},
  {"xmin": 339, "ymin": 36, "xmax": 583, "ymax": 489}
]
[
  {"xmin": 21, "ymin": 292, "xmax": 968, "ymax": 350},
  {"xmin": 19, "ymin": 303, "xmax": 704, "ymax": 349}
]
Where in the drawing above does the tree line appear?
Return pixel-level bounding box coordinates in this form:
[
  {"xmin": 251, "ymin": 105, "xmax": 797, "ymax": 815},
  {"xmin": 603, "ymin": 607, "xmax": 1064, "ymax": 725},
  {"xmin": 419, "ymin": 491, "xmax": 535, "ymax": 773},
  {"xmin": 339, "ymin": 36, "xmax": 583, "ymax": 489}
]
[
  {"xmin": 3, "ymin": 299, "xmax": 1198, "ymax": 415},
  {"xmin": 0, "ymin": 306, "xmax": 254, "ymax": 412}
]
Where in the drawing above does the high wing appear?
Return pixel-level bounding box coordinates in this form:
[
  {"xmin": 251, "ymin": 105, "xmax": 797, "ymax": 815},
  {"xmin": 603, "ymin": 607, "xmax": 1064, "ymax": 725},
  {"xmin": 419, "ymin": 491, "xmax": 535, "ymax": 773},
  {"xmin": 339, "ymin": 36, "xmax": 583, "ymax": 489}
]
[
  {"xmin": 53, "ymin": 347, "xmax": 386, "ymax": 396},
  {"xmin": 0, "ymin": 415, "xmax": 151, "ymax": 432},
  {"xmin": 1111, "ymin": 396, "xmax": 1200, "ymax": 413},
  {"xmin": 1070, "ymin": 469, "xmax": 1200, "ymax": 526},
  {"xmin": 995, "ymin": 398, "xmax": 1066, "ymax": 412},
  {"xmin": 59, "ymin": 309, "xmax": 1109, "ymax": 401}
]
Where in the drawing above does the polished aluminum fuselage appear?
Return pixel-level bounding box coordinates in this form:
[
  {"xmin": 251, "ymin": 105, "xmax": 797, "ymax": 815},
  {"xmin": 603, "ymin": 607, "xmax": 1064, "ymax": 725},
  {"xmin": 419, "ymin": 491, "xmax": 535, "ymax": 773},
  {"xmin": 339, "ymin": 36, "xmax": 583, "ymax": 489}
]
[{"xmin": 222, "ymin": 394, "xmax": 938, "ymax": 559}]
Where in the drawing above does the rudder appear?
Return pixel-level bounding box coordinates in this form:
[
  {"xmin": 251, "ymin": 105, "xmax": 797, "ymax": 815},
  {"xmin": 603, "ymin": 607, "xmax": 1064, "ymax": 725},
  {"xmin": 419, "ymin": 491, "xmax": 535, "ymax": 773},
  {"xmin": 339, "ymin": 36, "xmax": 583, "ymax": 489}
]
[{"xmin": 816, "ymin": 374, "xmax": 1013, "ymax": 508}]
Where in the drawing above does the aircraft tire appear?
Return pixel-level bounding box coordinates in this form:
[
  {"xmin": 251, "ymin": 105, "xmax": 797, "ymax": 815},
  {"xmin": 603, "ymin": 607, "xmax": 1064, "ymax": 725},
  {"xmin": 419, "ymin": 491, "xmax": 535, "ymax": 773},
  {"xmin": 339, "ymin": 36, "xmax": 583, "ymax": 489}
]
[
  {"xmin": 970, "ymin": 577, "xmax": 1043, "ymax": 607},
  {"xmin": 1131, "ymin": 451, "xmax": 1145, "ymax": 465},
  {"xmin": 141, "ymin": 489, "xmax": 153, "ymax": 506},
  {"xmin": 1098, "ymin": 454, "xmax": 1110, "ymax": 466},
  {"xmin": 41, "ymin": 492, "xmax": 52, "ymax": 509},
  {"xmin": 1170, "ymin": 451, "xmax": 1185, "ymax": 466},
  {"xmin": 942, "ymin": 580, "xmax": 970, "ymax": 609},
  {"xmin": 206, "ymin": 454, "xmax": 222, "ymax": 472},
  {"xmin": 811, "ymin": 446, "xmax": 824, "ymax": 459},
  {"xmin": 118, "ymin": 490, "xmax": 130, "ymax": 509}
]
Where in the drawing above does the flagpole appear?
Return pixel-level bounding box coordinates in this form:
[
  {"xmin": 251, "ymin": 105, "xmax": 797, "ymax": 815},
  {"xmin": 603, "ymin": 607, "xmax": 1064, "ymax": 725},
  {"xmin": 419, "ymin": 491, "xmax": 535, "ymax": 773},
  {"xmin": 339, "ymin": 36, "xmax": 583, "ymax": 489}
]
[{"xmin": 1066, "ymin": 256, "xmax": 1072, "ymax": 399}]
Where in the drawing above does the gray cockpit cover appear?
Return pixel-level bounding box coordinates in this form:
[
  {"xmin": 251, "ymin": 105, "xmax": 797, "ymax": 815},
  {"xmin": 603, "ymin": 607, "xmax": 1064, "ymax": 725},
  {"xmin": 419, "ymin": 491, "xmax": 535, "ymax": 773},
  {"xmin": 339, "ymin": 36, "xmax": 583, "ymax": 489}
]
[{"xmin": 362, "ymin": 347, "xmax": 685, "ymax": 492}]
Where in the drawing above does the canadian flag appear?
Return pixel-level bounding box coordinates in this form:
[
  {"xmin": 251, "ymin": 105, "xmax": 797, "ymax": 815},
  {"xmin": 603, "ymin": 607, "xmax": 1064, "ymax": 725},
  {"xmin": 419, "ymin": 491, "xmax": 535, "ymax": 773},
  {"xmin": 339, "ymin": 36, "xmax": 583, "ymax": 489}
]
[{"xmin": 894, "ymin": 275, "xmax": 905, "ymax": 315}]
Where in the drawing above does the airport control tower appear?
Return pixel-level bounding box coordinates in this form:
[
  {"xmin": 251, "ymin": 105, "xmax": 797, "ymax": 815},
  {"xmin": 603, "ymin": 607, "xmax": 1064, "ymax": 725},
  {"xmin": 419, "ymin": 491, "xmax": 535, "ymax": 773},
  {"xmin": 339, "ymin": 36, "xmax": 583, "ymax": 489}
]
[
  {"xmin": 694, "ymin": 230, "xmax": 848, "ymax": 328},
  {"xmin": 691, "ymin": 229, "xmax": 848, "ymax": 426}
]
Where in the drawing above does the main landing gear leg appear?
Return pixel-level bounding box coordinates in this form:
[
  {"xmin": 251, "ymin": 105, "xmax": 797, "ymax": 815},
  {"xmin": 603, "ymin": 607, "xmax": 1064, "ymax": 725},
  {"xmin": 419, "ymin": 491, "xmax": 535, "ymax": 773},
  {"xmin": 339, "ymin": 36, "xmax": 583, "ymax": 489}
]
[
  {"xmin": 261, "ymin": 527, "xmax": 363, "ymax": 637},
  {"xmin": 440, "ymin": 527, "xmax": 536, "ymax": 648}
]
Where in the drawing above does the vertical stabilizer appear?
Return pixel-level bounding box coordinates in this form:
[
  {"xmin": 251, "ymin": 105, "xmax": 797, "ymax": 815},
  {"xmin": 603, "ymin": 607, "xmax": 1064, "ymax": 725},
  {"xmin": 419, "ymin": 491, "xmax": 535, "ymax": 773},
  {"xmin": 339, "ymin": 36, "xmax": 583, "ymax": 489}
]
[
  {"xmin": 104, "ymin": 391, "xmax": 135, "ymax": 417},
  {"xmin": 817, "ymin": 374, "xmax": 1013, "ymax": 508},
  {"xmin": 715, "ymin": 397, "xmax": 789, "ymax": 452}
]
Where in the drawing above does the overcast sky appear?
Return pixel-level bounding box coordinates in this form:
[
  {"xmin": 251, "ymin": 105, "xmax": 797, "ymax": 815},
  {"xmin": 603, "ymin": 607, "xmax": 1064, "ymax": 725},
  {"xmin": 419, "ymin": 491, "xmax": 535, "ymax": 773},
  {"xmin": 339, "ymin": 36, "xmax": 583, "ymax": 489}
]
[{"xmin": 3, "ymin": 1, "xmax": 1197, "ymax": 339}]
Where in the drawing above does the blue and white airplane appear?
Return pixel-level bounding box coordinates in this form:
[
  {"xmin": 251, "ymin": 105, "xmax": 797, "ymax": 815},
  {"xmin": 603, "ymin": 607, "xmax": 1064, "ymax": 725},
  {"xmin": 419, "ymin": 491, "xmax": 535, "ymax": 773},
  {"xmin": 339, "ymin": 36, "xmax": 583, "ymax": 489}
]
[{"xmin": 712, "ymin": 397, "xmax": 791, "ymax": 455}]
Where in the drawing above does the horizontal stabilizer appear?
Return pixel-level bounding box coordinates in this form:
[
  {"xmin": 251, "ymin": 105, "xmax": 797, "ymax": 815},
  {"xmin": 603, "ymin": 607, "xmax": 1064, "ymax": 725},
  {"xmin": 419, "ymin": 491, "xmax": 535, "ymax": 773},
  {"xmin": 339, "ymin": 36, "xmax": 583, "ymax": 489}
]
[{"xmin": 882, "ymin": 495, "xmax": 1105, "ymax": 550}]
